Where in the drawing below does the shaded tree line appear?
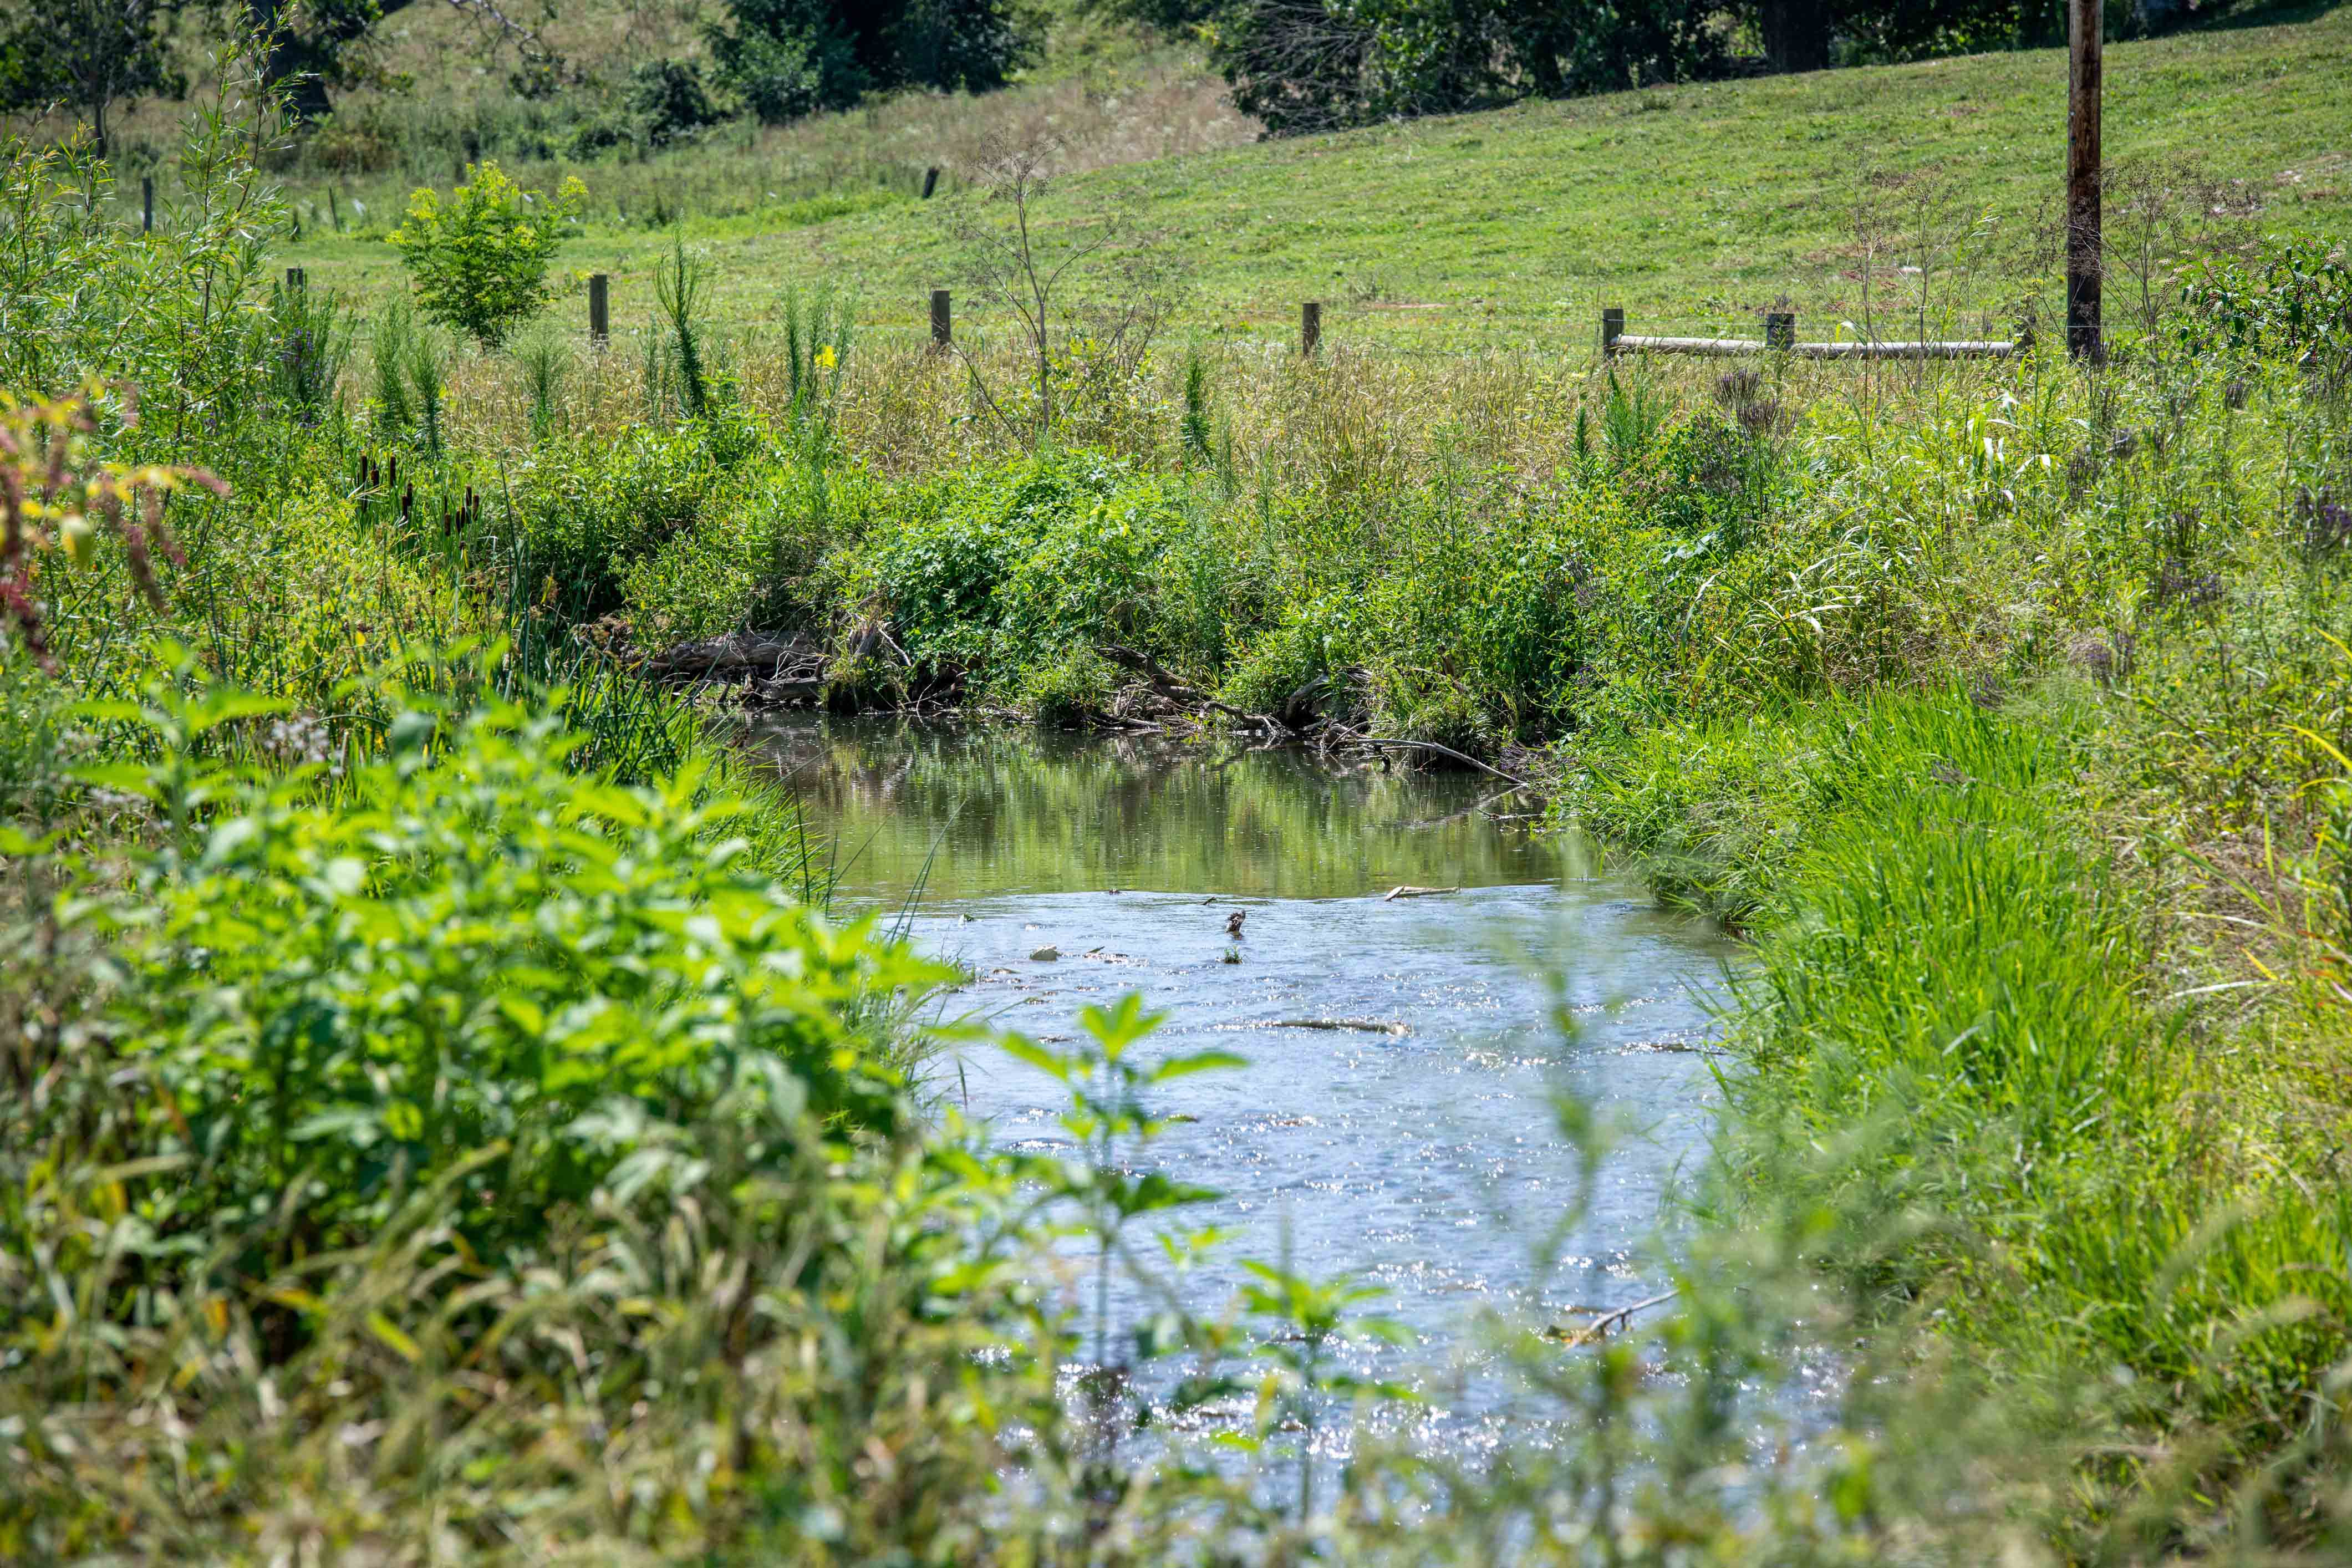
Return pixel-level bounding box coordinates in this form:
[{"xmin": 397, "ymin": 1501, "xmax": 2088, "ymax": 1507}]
[
  {"xmin": 1086, "ymin": 0, "xmax": 2242, "ymax": 134},
  {"xmin": 2, "ymin": 0, "xmax": 1038, "ymax": 156}
]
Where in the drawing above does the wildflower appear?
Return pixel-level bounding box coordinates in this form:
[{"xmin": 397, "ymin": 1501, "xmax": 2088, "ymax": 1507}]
[{"xmin": 816, "ymin": 345, "xmax": 837, "ymax": 371}]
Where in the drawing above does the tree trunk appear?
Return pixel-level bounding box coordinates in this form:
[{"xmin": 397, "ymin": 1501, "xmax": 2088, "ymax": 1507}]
[{"xmin": 1759, "ymin": 0, "xmax": 1832, "ymax": 73}]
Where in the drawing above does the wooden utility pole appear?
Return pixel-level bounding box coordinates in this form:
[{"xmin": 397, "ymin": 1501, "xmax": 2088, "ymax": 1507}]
[{"xmin": 2066, "ymin": 0, "xmax": 2102, "ymax": 361}]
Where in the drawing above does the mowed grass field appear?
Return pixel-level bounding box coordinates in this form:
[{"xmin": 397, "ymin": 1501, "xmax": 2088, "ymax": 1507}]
[{"xmin": 279, "ymin": 3, "xmax": 2352, "ymax": 352}]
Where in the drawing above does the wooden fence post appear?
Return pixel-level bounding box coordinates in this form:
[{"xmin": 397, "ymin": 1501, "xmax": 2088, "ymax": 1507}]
[
  {"xmin": 930, "ymin": 289, "xmax": 953, "ymax": 353},
  {"xmin": 1765, "ymin": 310, "xmax": 1795, "ymax": 351},
  {"xmin": 1601, "ymin": 307, "xmax": 1625, "ymax": 355},
  {"xmin": 141, "ymin": 176, "xmax": 153, "ymax": 233},
  {"xmin": 1300, "ymin": 301, "xmax": 1321, "ymax": 357},
  {"xmin": 922, "ymin": 166, "xmax": 940, "ymax": 199},
  {"xmin": 2066, "ymin": 0, "xmax": 2102, "ymax": 362},
  {"xmin": 588, "ymin": 274, "xmax": 609, "ymax": 347},
  {"xmin": 285, "ymin": 266, "xmax": 305, "ymax": 292}
]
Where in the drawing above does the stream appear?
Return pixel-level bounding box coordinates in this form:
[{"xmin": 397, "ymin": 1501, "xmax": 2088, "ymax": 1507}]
[{"xmin": 756, "ymin": 716, "xmax": 1741, "ymax": 1449}]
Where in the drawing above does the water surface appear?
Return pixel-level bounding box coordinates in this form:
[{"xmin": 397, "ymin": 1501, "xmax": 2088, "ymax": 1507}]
[{"xmin": 755, "ymin": 717, "xmax": 1736, "ymax": 1434}]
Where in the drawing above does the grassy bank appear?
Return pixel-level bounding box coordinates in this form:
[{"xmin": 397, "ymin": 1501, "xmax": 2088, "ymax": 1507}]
[
  {"xmin": 237, "ymin": 4, "xmax": 2352, "ymax": 350},
  {"xmin": 9, "ymin": 36, "xmax": 2352, "ymax": 1562}
]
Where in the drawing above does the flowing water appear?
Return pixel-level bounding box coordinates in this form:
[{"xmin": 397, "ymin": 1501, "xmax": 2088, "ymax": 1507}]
[{"xmin": 755, "ymin": 717, "xmax": 1739, "ymax": 1444}]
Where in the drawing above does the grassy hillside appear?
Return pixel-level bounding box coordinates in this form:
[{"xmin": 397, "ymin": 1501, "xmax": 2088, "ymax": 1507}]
[{"xmin": 265, "ymin": 3, "xmax": 2352, "ymax": 351}]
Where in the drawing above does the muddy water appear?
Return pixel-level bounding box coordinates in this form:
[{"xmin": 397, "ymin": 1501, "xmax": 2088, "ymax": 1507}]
[{"xmin": 754, "ymin": 717, "xmax": 1737, "ymax": 1438}]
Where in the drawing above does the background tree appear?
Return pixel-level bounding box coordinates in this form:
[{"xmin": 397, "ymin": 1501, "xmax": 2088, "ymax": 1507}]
[
  {"xmin": 235, "ymin": 0, "xmax": 573, "ymax": 124},
  {"xmin": 709, "ymin": 0, "xmax": 1042, "ymax": 125},
  {"xmin": 1211, "ymin": 0, "xmax": 1723, "ymax": 135},
  {"xmin": 1754, "ymin": 0, "xmax": 1834, "ymax": 71},
  {"xmin": 241, "ymin": 0, "xmax": 383, "ymax": 123},
  {"xmin": 707, "ymin": 0, "xmax": 867, "ymax": 122},
  {"xmin": 0, "ymin": 0, "xmax": 183, "ymax": 156}
]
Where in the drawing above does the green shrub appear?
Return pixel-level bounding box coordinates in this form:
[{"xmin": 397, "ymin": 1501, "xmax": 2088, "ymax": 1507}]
[
  {"xmin": 626, "ymin": 58, "xmax": 730, "ymax": 147},
  {"xmin": 1352, "ymin": 480, "xmax": 1596, "ymax": 742},
  {"xmin": 1625, "ymin": 409, "xmax": 1776, "ymax": 545},
  {"xmin": 390, "ymin": 161, "xmax": 587, "ymax": 348},
  {"xmin": 1015, "ymin": 645, "xmax": 1121, "ymax": 725},
  {"xmin": 505, "ymin": 422, "xmax": 740, "ymax": 620},
  {"xmin": 1218, "ymin": 592, "xmax": 1358, "ymax": 715},
  {"xmin": 623, "ymin": 458, "xmax": 878, "ymax": 643},
  {"xmin": 79, "ymin": 684, "xmax": 927, "ymax": 1273},
  {"xmin": 848, "ymin": 452, "xmax": 1190, "ymax": 688}
]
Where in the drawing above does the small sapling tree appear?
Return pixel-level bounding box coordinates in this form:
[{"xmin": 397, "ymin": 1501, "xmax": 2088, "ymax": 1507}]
[
  {"xmin": 390, "ymin": 160, "xmax": 586, "ymax": 349},
  {"xmin": 947, "ymin": 127, "xmax": 1188, "ymax": 449}
]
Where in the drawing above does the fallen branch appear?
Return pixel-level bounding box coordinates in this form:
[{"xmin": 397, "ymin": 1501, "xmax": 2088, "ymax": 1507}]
[
  {"xmin": 1358, "ymin": 736, "xmax": 1529, "ymax": 787},
  {"xmin": 1549, "ymin": 1289, "xmax": 1679, "ymax": 1347},
  {"xmin": 1382, "ymin": 885, "xmax": 1460, "ymax": 901},
  {"xmin": 1265, "ymin": 1019, "xmax": 1409, "ymax": 1035}
]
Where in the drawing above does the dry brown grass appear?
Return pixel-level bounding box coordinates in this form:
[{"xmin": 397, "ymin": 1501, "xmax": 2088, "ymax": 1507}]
[{"xmin": 422, "ymin": 325, "xmax": 2033, "ymax": 516}]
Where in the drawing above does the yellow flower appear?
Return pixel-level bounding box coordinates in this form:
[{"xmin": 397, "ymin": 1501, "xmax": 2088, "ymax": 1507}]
[{"xmin": 815, "ymin": 345, "xmax": 838, "ymax": 371}]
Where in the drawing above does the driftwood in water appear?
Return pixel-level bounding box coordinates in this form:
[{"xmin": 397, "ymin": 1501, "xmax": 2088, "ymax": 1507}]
[
  {"xmin": 1382, "ymin": 885, "xmax": 1461, "ymax": 901},
  {"xmin": 646, "ymin": 631, "xmax": 823, "ymax": 680}
]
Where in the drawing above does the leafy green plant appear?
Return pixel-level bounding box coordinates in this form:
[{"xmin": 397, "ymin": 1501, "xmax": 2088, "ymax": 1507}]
[
  {"xmin": 77, "ymin": 674, "xmax": 928, "ymax": 1271},
  {"xmin": 366, "ymin": 298, "xmax": 449, "ymax": 452},
  {"xmin": 0, "ymin": 385, "xmax": 223, "ymax": 668},
  {"xmin": 513, "ymin": 324, "xmax": 569, "ymax": 444},
  {"xmin": 1235, "ymin": 1260, "xmax": 1410, "ymax": 1525},
  {"xmin": 265, "ymin": 277, "xmax": 354, "ymax": 427},
  {"xmin": 1179, "ymin": 347, "xmax": 1213, "ymax": 464},
  {"xmin": 653, "ymin": 230, "xmax": 717, "ymax": 418},
  {"xmin": 390, "ymin": 160, "xmax": 586, "ymax": 348},
  {"xmin": 779, "ymin": 282, "xmax": 852, "ymax": 448},
  {"xmin": 1000, "ymin": 994, "xmax": 1239, "ymax": 1371}
]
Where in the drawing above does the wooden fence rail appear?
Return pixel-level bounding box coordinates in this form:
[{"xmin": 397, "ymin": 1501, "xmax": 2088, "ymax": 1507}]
[{"xmin": 1603, "ymin": 306, "xmax": 2028, "ymax": 361}]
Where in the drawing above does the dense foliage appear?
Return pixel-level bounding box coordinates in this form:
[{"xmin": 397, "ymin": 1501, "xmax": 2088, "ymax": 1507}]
[
  {"xmin": 1207, "ymin": 0, "xmax": 2249, "ymax": 133},
  {"xmin": 706, "ymin": 0, "xmax": 1043, "ymax": 125}
]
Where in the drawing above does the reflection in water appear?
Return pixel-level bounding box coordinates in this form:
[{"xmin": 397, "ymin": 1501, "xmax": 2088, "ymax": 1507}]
[
  {"xmin": 751, "ymin": 715, "xmax": 1570, "ymax": 901},
  {"xmin": 751, "ymin": 715, "xmax": 1742, "ymax": 1448}
]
